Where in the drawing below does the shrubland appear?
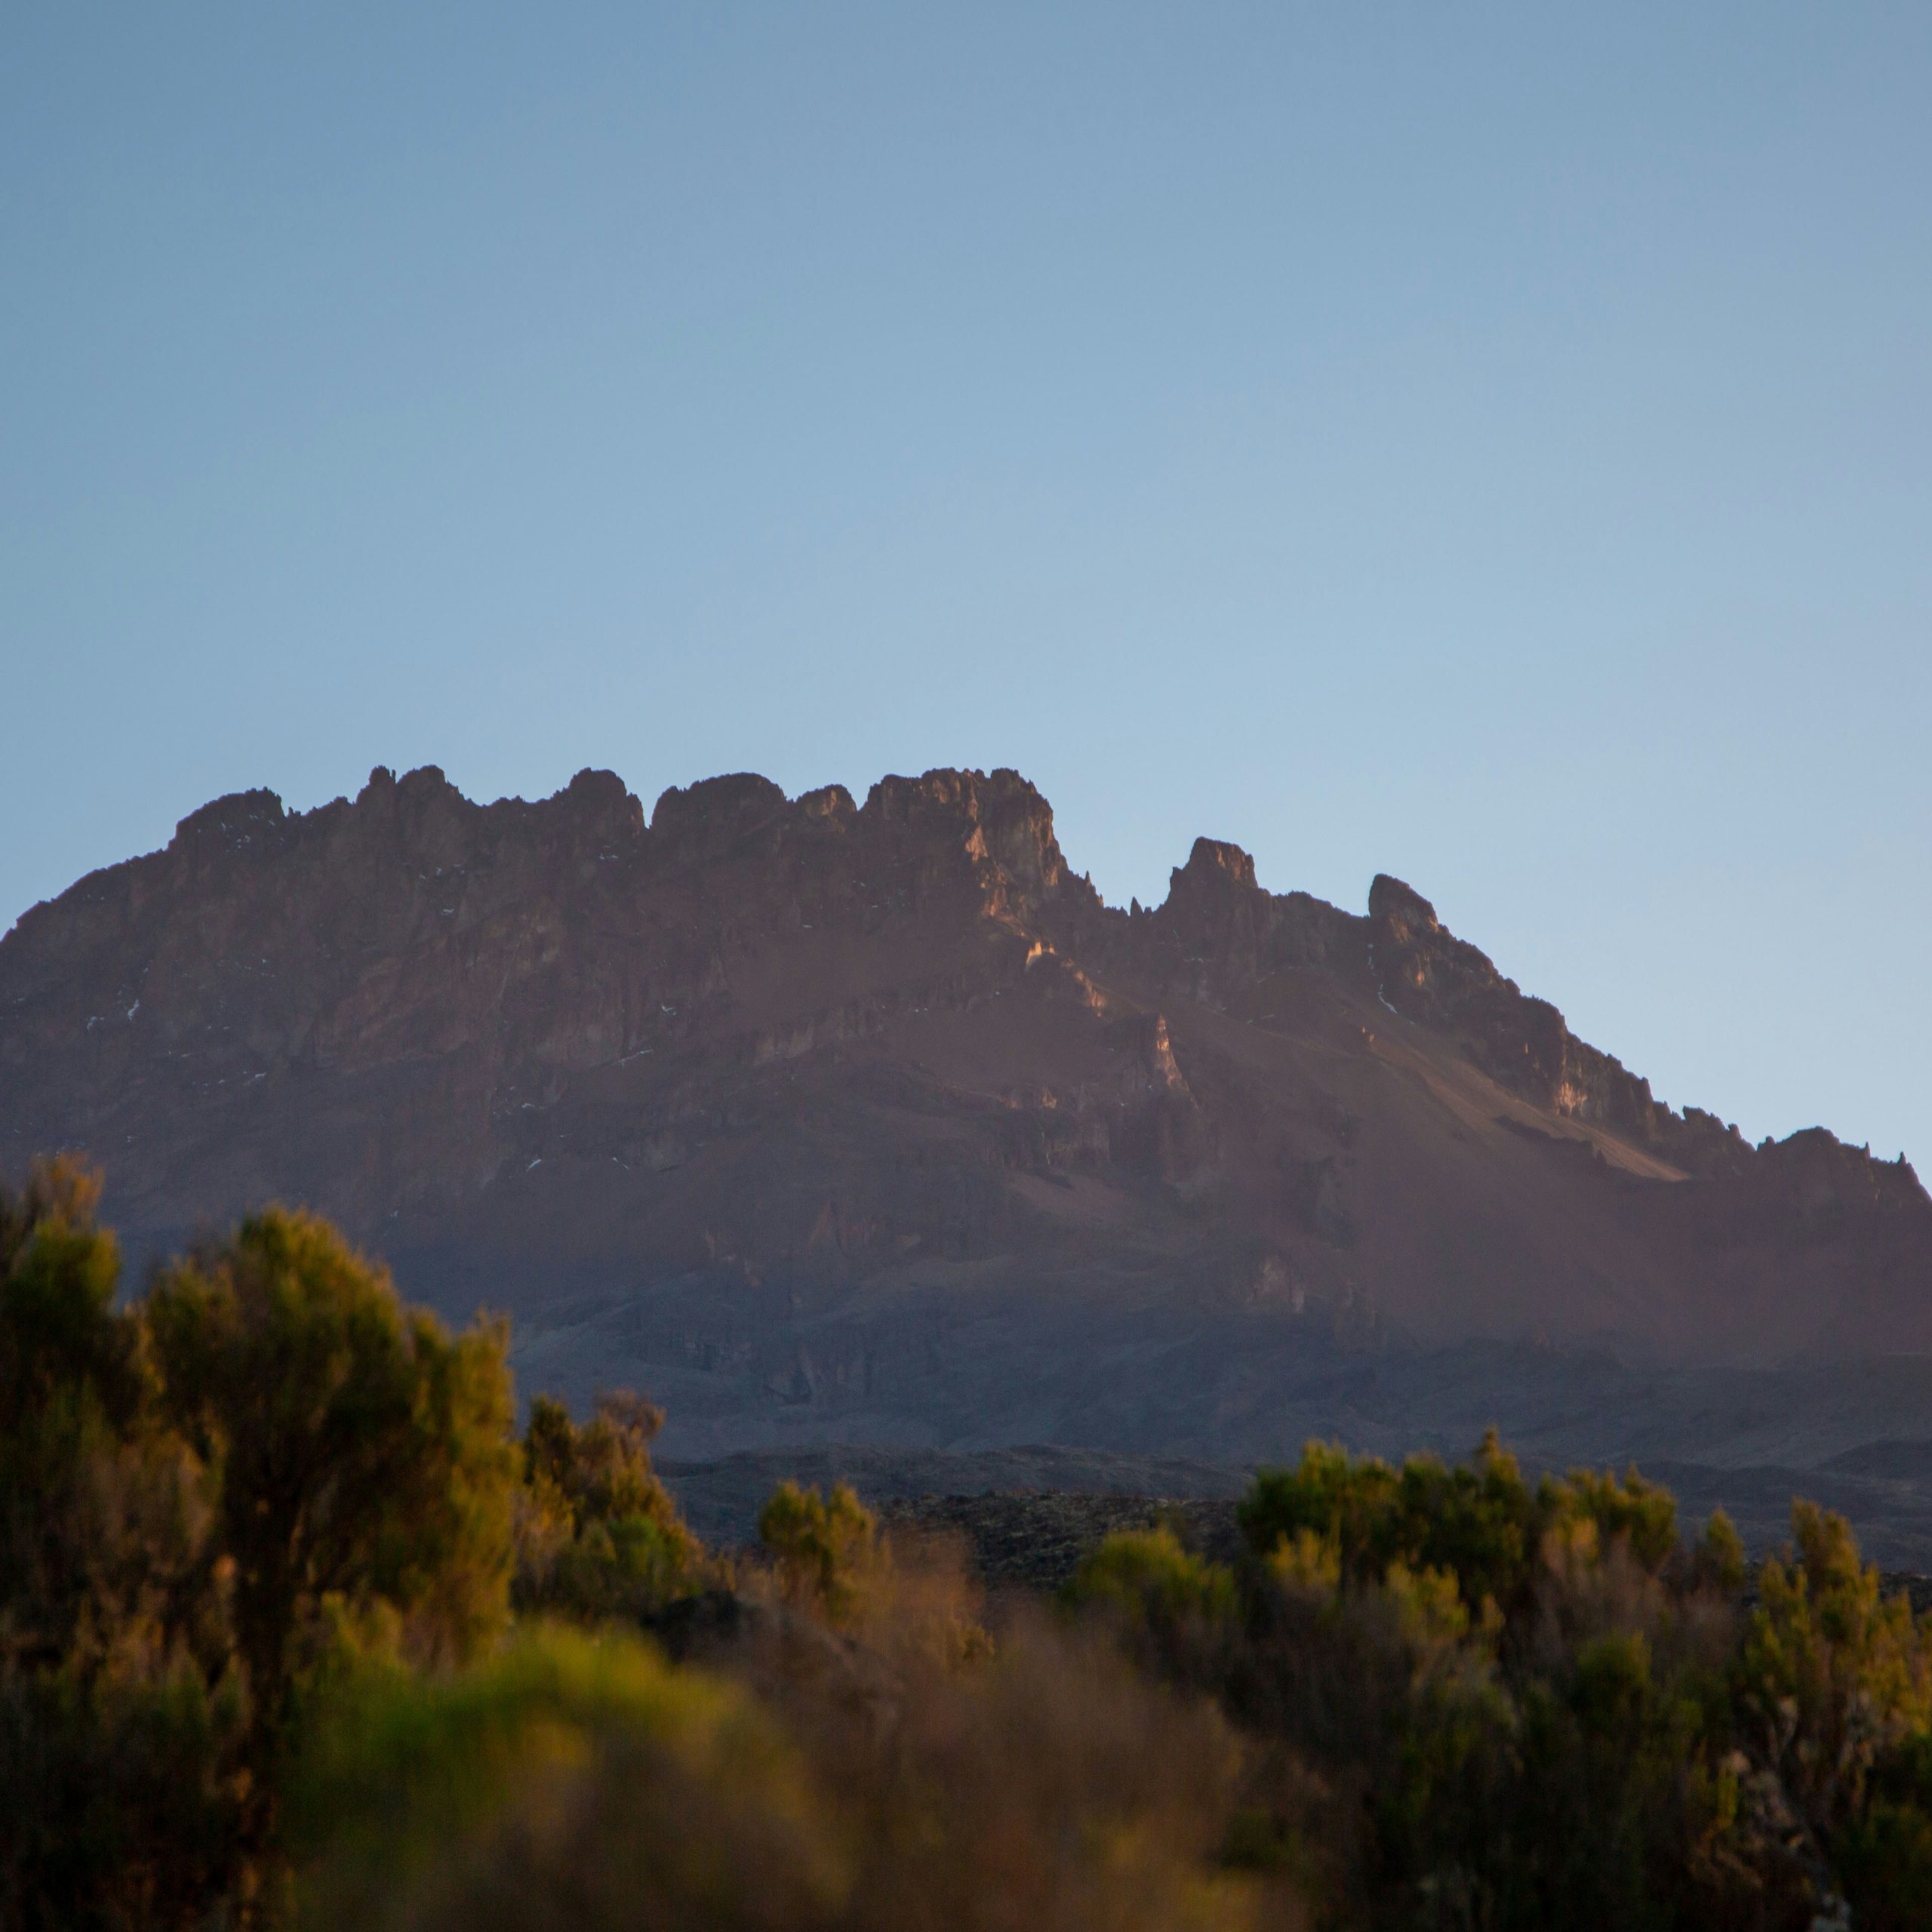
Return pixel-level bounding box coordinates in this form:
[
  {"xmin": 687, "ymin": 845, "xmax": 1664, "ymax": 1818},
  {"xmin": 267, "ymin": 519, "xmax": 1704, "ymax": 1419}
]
[{"xmin": 5, "ymin": 1158, "xmax": 1932, "ymax": 1927}]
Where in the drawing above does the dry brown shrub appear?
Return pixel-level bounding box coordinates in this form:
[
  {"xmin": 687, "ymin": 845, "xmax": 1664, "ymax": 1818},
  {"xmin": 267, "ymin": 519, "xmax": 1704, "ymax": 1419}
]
[
  {"xmin": 783, "ymin": 1597, "xmax": 1301, "ymax": 1932},
  {"xmin": 672, "ymin": 1508, "xmax": 1305, "ymax": 1932}
]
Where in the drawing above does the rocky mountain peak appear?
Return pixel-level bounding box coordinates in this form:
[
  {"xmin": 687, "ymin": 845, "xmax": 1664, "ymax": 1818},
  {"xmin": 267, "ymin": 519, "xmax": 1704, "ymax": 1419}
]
[
  {"xmin": 1367, "ymin": 872, "xmax": 1440, "ymax": 943},
  {"xmin": 1174, "ymin": 838, "xmax": 1260, "ymax": 896},
  {"xmin": 650, "ymin": 773, "xmax": 788, "ymax": 862},
  {"xmin": 172, "ymin": 788, "xmax": 287, "ymax": 848},
  {"xmin": 2, "ymin": 761, "xmax": 1926, "ymax": 1395},
  {"xmin": 861, "ymin": 767, "xmax": 1076, "ymax": 921},
  {"xmin": 556, "ymin": 768, "xmax": 647, "ymax": 844}
]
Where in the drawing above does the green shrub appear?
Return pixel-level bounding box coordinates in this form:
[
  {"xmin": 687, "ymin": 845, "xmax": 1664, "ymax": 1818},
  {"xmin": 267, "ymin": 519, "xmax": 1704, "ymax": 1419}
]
[
  {"xmin": 0, "ymin": 1160, "xmax": 248, "ymax": 1930},
  {"xmin": 1733, "ymin": 1498, "xmax": 1932, "ymax": 1918},
  {"xmin": 1239, "ymin": 1432, "xmax": 1541, "ymax": 1618},
  {"xmin": 0, "ymin": 1158, "xmax": 163, "ymax": 1666},
  {"xmin": 145, "ymin": 1206, "xmax": 518, "ymax": 1863},
  {"xmin": 1241, "ymin": 1435, "xmax": 1683, "ymax": 1635},
  {"xmin": 1065, "ymin": 1526, "xmax": 1238, "ymax": 1677},
  {"xmin": 513, "ymin": 1391, "xmax": 705, "ymax": 1621},
  {"xmin": 758, "ymin": 1481, "xmax": 882, "ymax": 1625},
  {"xmin": 291, "ymin": 1626, "xmax": 845, "ymax": 1931},
  {"xmin": 13, "ymin": 1155, "xmax": 1932, "ymax": 1932}
]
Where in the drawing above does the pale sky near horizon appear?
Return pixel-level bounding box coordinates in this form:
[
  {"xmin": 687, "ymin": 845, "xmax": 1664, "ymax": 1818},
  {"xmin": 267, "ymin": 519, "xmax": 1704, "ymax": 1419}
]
[{"xmin": 4, "ymin": 5, "xmax": 1928, "ymax": 1166}]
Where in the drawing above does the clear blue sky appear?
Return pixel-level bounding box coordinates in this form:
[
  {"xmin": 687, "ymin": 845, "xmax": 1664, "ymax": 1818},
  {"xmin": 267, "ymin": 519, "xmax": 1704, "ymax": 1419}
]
[{"xmin": 5, "ymin": 4, "xmax": 1928, "ymax": 1164}]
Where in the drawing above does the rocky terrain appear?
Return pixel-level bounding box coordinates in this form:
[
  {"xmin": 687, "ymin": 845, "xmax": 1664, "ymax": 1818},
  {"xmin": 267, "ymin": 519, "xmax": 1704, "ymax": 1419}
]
[{"xmin": 4, "ymin": 761, "xmax": 1930, "ymax": 1548}]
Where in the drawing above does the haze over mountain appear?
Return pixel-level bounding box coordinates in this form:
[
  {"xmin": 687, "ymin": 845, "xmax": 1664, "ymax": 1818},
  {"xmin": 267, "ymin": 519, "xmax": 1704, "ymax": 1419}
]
[{"xmin": 5, "ymin": 761, "xmax": 1932, "ymax": 1552}]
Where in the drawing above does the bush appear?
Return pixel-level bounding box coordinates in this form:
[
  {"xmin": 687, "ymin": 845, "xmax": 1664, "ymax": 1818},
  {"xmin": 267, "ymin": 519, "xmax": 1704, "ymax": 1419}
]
[
  {"xmin": 0, "ymin": 1654, "xmax": 248, "ymax": 1932},
  {"xmin": 1238, "ymin": 1432, "xmax": 1681, "ymax": 1637},
  {"xmin": 0, "ymin": 1170, "xmax": 526, "ymax": 1924},
  {"xmin": 0, "ymin": 1158, "xmax": 170, "ymax": 1669},
  {"xmin": 292, "ymin": 1626, "xmax": 845, "ymax": 1931},
  {"xmin": 1212, "ymin": 1438, "xmax": 1932, "ymax": 1927},
  {"xmin": 0, "ymin": 1160, "xmax": 247, "ymax": 1930},
  {"xmin": 1068, "ymin": 1526, "xmax": 1238, "ymax": 1626},
  {"xmin": 512, "ymin": 1391, "xmax": 706, "ymax": 1621},
  {"xmin": 145, "ymin": 1207, "xmax": 518, "ymax": 1865},
  {"xmin": 1733, "ymin": 1500, "xmax": 1932, "ymax": 1919},
  {"xmin": 1065, "ymin": 1525, "xmax": 1239, "ymax": 1690},
  {"xmin": 758, "ymin": 1481, "xmax": 884, "ymax": 1626},
  {"xmin": 826, "ymin": 1618, "xmax": 1281, "ymax": 1932},
  {"xmin": 12, "ymin": 1158, "xmax": 1932, "ymax": 1932}
]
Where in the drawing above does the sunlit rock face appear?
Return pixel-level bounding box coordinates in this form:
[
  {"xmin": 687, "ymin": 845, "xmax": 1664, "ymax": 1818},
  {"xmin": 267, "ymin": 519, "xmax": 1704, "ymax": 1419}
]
[{"xmin": 3, "ymin": 763, "xmax": 1927, "ymax": 1459}]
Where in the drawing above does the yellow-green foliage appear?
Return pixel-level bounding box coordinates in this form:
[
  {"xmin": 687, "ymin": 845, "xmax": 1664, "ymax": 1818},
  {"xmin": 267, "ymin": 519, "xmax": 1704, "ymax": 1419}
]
[
  {"xmin": 1238, "ymin": 1431, "xmax": 1680, "ymax": 1626},
  {"xmin": 146, "ymin": 1210, "xmax": 518, "ymax": 1792},
  {"xmin": 0, "ymin": 1161, "xmax": 249, "ymax": 1930},
  {"xmin": 1217, "ymin": 1438, "xmax": 1932, "ymax": 1929},
  {"xmin": 513, "ymin": 1391, "xmax": 704, "ymax": 1620},
  {"xmin": 291, "ymin": 1616, "xmax": 1284, "ymax": 1932},
  {"xmin": 14, "ymin": 1157, "xmax": 1932, "ymax": 1932},
  {"xmin": 758, "ymin": 1480, "xmax": 883, "ymax": 1625},
  {"xmin": 0, "ymin": 1158, "xmax": 160, "ymax": 1665},
  {"xmin": 1546, "ymin": 1463, "xmax": 1679, "ymax": 1573},
  {"xmin": 1835, "ymin": 1731, "xmax": 1932, "ymax": 1932},
  {"xmin": 1699, "ymin": 1509, "xmax": 1747, "ymax": 1592},
  {"xmin": 1067, "ymin": 1526, "xmax": 1238, "ymax": 1626},
  {"xmin": 1266, "ymin": 1525, "xmax": 1343, "ymax": 1600},
  {"xmin": 291, "ymin": 1626, "xmax": 844, "ymax": 1931},
  {"xmin": 1738, "ymin": 1501, "xmax": 1932, "ymax": 1841},
  {"xmin": 0, "ymin": 1171, "xmax": 525, "ymax": 1927}
]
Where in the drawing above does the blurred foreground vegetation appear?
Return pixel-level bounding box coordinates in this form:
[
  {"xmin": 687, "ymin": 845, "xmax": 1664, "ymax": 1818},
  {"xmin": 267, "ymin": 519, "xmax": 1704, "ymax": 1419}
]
[{"xmin": 6, "ymin": 1158, "xmax": 1932, "ymax": 1929}]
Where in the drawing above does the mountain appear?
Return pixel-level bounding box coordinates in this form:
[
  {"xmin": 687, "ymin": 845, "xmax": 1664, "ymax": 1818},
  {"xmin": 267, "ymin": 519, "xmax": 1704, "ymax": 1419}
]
[{"xmin": 4, "ymin": 763, "xmax": 1930, "ymax": 1494}]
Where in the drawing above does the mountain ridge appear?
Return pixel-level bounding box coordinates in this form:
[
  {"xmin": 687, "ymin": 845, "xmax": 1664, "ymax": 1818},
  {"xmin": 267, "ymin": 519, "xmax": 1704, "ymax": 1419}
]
[{"xmin": 3, "ymin": 762, "xmax": 1927, "ymax": 1463}]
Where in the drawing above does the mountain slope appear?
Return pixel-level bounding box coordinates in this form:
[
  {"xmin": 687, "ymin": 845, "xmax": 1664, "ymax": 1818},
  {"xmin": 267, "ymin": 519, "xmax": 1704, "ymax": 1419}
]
[{"xmin": 2, "ymin": 764, "xmax": 1927, "ymax": 1462}]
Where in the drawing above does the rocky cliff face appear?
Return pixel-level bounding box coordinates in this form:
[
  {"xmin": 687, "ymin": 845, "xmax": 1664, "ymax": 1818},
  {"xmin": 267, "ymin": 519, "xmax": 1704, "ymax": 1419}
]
[{"xmin": 3, "ymin": 764, "xmax": 1927, "ymax": 1457}]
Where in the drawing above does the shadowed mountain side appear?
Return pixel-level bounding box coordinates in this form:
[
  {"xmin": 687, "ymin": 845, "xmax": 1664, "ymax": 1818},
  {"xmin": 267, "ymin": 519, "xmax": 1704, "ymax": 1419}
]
[
  {"xmin": 484, "ymin": 1251, "xmax": 1932, "ymax": 1466},
  {"xmin": 2, "ymin": 761, "xmax": 1927, "ymax": 1429}
]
